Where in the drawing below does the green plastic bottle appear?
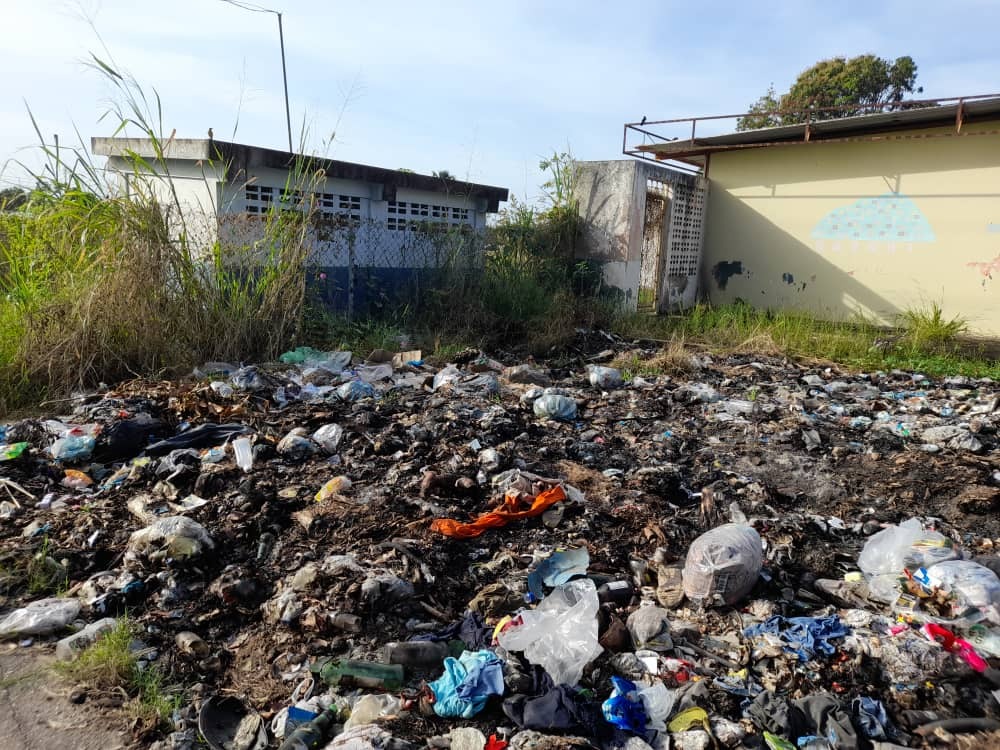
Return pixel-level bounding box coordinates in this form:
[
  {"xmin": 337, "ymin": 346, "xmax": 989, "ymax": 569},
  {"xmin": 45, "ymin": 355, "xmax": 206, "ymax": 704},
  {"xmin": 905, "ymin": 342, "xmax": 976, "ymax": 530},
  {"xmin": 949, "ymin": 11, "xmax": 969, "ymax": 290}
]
[
  {"xmin": 278, "ymin": 707, "xmax": 339, "ymax": 750},
  {"xmin": 311, "ymin": 657, "xmax": 404, "ymax": 690}
]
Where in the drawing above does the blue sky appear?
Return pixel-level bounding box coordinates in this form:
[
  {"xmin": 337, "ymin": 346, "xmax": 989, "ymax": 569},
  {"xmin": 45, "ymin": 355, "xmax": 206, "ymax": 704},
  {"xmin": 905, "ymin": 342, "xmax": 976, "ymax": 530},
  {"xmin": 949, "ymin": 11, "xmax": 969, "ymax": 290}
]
[{"xmin": 2, "ymin": 0, "xmax": 999, "ymax": 202}]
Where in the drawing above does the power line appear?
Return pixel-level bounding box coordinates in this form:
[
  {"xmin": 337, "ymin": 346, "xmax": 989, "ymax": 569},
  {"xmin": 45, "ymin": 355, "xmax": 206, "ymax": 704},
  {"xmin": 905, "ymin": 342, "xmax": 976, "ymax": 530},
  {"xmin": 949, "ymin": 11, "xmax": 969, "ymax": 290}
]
[{"xmin": 217, "ymin": 0, "xmax": 276, "ymax": 14}]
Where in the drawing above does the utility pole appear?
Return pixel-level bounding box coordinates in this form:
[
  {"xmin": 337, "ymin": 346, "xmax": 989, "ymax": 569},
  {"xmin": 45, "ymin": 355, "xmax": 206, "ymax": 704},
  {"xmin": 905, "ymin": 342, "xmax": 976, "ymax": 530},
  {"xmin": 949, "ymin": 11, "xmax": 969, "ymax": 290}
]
[
  {"xmin": 276, "ymin": 12, "xmax": 293, "ymax": 153},
  {"xmin": 219, "ymin": 0, "xmax": 294, "ymax": 154}
]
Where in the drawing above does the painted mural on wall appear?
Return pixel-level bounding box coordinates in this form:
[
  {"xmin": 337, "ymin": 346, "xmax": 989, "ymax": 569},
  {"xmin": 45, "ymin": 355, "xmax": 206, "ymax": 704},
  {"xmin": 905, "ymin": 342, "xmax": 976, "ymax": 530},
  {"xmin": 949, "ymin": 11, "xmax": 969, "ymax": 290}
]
[{"xmin": 811, "ymin": 192, "xmax": 935, "ymax": 252}]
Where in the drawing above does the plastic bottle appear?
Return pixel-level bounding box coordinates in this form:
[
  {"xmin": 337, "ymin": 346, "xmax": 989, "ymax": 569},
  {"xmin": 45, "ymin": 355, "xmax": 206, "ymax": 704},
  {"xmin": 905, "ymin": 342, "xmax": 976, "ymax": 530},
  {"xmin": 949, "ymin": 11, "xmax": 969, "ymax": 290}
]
[
  {"xmin": 55, "ymin": 617, "xmax": 117, "ymax": 660},
  {"xmin": 598, "ymin": 580, "xmax": 635, "ymax": 606},
  {"xmin": 315, "ymin": 476, "xmax": 352, "ymax": 502},
  {"xmin": 278, "ymin": 707, "xmax": 339, "ymax": 750},
  {"xmin": 311, "ymin": 658, "xmax": 404, "ymax": 690},
  {"xmin": 328, "ymin": 612, "xmax": 362, "ymax": 633},
  {"xmin": 383, "ymin": 640, "xmax": 449, "ymax": 667}
]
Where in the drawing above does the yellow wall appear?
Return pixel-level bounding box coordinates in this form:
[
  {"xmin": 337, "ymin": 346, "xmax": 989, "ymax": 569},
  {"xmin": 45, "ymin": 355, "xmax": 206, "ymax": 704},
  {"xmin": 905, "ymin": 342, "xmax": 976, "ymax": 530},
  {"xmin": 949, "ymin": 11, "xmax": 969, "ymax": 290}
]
[{"xmin": 703, "ymin": 123, "xmax": 1000, "ymax": 334}]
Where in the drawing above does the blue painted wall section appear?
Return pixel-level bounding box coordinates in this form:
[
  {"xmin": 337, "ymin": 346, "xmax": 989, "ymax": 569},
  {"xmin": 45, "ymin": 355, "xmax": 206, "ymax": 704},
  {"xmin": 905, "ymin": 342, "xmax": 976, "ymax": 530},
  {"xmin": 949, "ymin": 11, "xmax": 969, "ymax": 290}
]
[
  {"xmin": 811, "ymin": 192, "xmax": 936, "ymax": 243},
  {"xmin": 308, "ymin": 267, "xmax": 450, "ymax": 316}
]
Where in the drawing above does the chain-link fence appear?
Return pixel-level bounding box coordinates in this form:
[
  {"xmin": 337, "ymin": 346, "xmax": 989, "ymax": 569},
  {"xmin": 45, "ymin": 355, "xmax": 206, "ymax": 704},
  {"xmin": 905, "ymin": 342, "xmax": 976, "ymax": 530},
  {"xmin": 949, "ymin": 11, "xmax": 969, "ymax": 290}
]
[{"xmin": 219, "ymin": 213, "xmax": 486, "ymax": 320}]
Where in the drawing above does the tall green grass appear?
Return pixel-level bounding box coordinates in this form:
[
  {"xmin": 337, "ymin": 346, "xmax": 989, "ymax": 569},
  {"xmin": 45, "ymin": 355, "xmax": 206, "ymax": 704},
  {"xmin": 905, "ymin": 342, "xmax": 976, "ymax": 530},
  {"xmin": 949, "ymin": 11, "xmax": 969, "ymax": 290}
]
[
  {"xmin": 0, "ymin": 58, "xmax": 320, "ymax": 414},
  {"xmin": 615, "ymin": 302, "xmax": 1000, "ymax": 379}
]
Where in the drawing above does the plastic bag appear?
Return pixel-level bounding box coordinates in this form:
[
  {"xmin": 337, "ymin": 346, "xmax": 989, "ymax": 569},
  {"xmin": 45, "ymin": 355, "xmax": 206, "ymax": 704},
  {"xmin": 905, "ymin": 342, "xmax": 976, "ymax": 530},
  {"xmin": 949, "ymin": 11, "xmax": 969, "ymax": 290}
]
[
  {"xmin": 433, "ymin": 366, "xmax": 462, "ymax": 391},
  {"xmin": 127, "ymin": 516, "xmax": 214, "ymax": 563},
  {"xmin": 533, "ymin": 394, "xmax": 577, "ymax": 421},
  {"xmin": 682, "ymin": 523, "xmax": 762, "ymax": 606},
  {"xmin": 627, "ymin": 606, "xmax": 674, "ymax": 651},
  {"xmin": 0, "ymin": 442, "xmax": 29, "ymax": 461},
  {"xmin": 639, "ymin": 681, "xmax": 675, "ymax": 732},
  {"xmin": 51, "ymin": 434, "xmax": 96, "ymax": 462},
  {"xmin": 276, "ymin": 430, "xmax": 316, "ymax": 459},
  {"xmin": 337, "ymin": 380, "xmax": 376, "ymax": 401},
  {"xmin": 587, "ymin": 366, "xmax": 623, "ymax": 390},
  {"xmin": 601, "ymin": 677, "xmax": 674, "ymax": 734},
  {"xmin": 355, "ymin": 363, "xmax": 393, "ymax": 383},
  {"xmin": 925, "ymin": 560, "xmax": 1000, "ymax": 622},
  {"xmin": 857, "ymin": 519, "xmax": 958, "ymax": 577},
  {"xmin": 312, "ymin": 424, "xmax": 345, "ymax": 453},
  {"xmin": 210, "ymin": 380, "xmax": 234, "ymax": 398},
  {"xmin": 0, "ymin": 597, "xmax": 81, "ymax": 638},
  {"xmin": 231, "ymin": 366, "xmax": 268, "ymax": 392},
  {"xmin": 497, "ymin": 578, "xmax": 602, "ymax": 686},
  {"xmin": 526, "ymin": 547, "xmax": 590, "ymax": 602}
]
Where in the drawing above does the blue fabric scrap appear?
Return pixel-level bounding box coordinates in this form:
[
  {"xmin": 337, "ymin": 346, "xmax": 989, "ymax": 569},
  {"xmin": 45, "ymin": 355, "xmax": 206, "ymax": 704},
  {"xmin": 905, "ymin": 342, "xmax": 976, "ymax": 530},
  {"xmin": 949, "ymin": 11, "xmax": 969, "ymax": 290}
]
[
  {"xmin": 852, "ymin": 696, "xmax": 893, "ymax": 740},
  {"xmin": 429, "ymin": 650, "xmax": 504, "ymax": 718},
  {"xmin": 743, "ymin": 615, "xmax": 849, "ymax": 662}
]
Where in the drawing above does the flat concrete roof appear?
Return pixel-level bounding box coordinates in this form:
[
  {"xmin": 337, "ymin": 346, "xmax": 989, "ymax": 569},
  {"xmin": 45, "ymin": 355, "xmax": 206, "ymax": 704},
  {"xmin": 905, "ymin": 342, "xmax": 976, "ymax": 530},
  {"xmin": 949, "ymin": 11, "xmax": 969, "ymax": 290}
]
[
  {"xmin": 92, "ymin": 137, "xmax": 509, "ymax": 211},
  {"xmin": 634, "ymin": 96, "xmax": 1000, "ymax": 166}
]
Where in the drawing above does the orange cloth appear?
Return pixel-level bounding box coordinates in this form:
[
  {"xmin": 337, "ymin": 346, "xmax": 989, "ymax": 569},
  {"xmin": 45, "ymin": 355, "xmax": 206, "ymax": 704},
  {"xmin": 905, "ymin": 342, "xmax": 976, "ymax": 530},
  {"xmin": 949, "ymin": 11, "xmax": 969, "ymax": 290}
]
[{"xmin": 431, "ymin": 485, "xmax": 567, "ymax": 538}]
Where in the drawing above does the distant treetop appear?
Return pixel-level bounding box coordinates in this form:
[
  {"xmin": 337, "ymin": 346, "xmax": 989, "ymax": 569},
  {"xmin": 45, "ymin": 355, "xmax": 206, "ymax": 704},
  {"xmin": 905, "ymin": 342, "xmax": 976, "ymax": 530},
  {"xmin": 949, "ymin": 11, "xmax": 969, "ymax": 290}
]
[{"xmin": 737, "ymin": 55, "xmax": 923, "ymax": 131}]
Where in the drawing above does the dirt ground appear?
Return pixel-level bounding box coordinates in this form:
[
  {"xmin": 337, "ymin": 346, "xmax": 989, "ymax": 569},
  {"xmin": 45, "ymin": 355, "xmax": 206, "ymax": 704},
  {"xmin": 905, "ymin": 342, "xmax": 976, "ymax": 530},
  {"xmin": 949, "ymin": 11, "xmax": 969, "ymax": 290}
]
[
  {"xmin": 0, "ymin": 648, "xmax": 129, "ymax": 750},
  {"xmin": 1, "ymin": 336, "xmax": 1000, "ymax": 748}
]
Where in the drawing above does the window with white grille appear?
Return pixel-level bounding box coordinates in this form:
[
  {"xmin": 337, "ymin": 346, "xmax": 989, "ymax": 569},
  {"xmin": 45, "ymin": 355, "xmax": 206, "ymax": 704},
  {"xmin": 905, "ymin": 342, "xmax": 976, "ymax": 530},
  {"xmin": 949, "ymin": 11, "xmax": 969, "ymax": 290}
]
[
  {"xmin": 244, "ymin": 184, "xmax": 274, "ymax": 214},
  {"xmin": 387, "ymin": 200, "xmax": 473, "ymax": 231},
  {"xmin": 244, "ymin": 184, "xmax": 363, "ymax": 226}
]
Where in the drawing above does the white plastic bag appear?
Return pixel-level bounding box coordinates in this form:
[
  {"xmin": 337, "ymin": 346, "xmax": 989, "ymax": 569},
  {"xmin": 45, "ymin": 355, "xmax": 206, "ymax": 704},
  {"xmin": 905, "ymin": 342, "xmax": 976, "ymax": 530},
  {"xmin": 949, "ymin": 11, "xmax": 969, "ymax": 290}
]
[
  {"xmin": 127, "ymin": 516, "xmax": 214, "ymax": 563},
  {"xmin": 925, "ymin": 560, "xmax": 1000, "ymax": 623},
  {"xmin": 682, "ymin": 523, "xmax": 762, "ymax": 606},
  {"xmin": 497, "ymin": 578, "xmax": 602, "ymax": 685},
  {"xmin": 533, "ymin": 394, "xmax": 577, "ymax": 421},
  {"xmin": 639, "ymin": 681, "xmax": 675, "ymax": 733},
  {"xmin": 433, "ymin": 366, "xmax": 462, "ymax": 391},
  {"xmin": 857, "ymin": 519, "xmax": 958, "ymax": 576},
  {"xmin": 587, "ymin": 366, "xmax": 623, "ymax": 390},
  {"xmin": 0, "ymin": 597, "xmax": 81, "ymax": 638},
  {"xmin": 312, "ymin": 424, "xmax": 345, "ymax": 453}
]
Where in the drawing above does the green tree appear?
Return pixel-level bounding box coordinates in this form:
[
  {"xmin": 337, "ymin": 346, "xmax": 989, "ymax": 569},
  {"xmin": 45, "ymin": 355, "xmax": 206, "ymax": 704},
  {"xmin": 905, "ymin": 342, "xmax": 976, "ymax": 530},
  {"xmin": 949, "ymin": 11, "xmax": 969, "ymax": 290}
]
[{"xmin": 737, "ymin": 55, "xmax": 922, "ymax": 131}]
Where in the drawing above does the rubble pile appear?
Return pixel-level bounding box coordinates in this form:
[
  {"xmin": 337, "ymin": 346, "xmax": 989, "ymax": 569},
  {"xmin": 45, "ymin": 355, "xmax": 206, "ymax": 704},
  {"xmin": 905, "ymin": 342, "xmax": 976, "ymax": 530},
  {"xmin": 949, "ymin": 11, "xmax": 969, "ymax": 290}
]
[{"xmin": 1, "ymin": 332, "xmax": 1000, "ymax": 749}]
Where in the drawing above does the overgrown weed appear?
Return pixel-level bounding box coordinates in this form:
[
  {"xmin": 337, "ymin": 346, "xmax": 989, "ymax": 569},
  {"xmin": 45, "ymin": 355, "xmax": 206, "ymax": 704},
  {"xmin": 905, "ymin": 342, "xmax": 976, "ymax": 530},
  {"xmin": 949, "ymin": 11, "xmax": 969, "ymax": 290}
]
[{"xmin": 54, "ymin": 617, "xmax": 180, "ymax": 729}]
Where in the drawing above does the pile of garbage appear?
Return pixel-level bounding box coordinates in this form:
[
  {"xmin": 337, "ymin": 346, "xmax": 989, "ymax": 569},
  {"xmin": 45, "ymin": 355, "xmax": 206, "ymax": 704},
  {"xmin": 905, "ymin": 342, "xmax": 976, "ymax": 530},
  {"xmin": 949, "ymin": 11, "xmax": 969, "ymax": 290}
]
[{"xmin": 1, "ymin": 332, "xmax": 999, "ymax": 750}]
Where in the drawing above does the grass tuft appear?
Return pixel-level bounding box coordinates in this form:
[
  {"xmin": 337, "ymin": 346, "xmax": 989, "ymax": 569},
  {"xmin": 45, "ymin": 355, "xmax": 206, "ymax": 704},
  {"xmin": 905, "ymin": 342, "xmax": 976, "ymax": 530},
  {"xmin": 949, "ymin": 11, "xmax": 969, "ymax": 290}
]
[
  {"xmin": 612, "ymin": 302, "xmax": 1000, "ymax": 379},
  {"xmin": 54, "ymin": 617, "xmax": 180, "ymax": 729}
]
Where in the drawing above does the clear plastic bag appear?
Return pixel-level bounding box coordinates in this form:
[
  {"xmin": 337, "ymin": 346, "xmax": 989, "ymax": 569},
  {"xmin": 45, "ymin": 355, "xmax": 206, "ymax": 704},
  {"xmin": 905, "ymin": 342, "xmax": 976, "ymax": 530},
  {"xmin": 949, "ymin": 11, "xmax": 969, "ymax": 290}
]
[
  {"xmin": 682, "ymin": 523, "xmax": 762, "ymax": 606},
  {"xmin": 127, "ymin": 516, "xmax": 214, "ymax": 563},
  {"xmin": 433, "ymin": 366, "xmax": 462, "ymax": 391},
  {"xmin": 925, "ymin": 560, "xmax": 1000, "ymax": 623},
  {"xmin": 497, "ymin": 578, "xmax": 602, "ymax": 686},
  {"xmin": 533, "ymin": 394, "xmax": 577, "ymax": 421},
  {"xmin": 0, "ymin": 597, "xmax": 81, "ymax": 638},
  {"xmin": 312, "ymin": 424, "xmax": 345, "ymax": 454},
  {"xmin": 639, "ymin": 680, "xmax": 675, "ymax": 733},
  {"xmin": 337, "ymin": 380, "xmax": 376, "ymax": 402},
  {"xmin": 587, "ymin": 366, "xmax": 623, "ymax": 390},
  {"xmin": 857, "ymin": 519, "xmax": 958, "ymax": 577}
]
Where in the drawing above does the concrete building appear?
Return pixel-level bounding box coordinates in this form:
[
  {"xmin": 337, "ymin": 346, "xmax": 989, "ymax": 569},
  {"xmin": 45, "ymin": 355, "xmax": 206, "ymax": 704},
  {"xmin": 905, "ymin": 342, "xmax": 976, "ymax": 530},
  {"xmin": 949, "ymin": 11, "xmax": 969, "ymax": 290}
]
[
  {"xmin": 626, "ymin": 96, "xmax": 1000, "ymax": 335},
  {"xmin": 573, "ymin": 160, "xmax": 708, "ymax": 312},
  {"xmin": 92, "ymin": 137, "xmax": 508, "ymax": 314}
]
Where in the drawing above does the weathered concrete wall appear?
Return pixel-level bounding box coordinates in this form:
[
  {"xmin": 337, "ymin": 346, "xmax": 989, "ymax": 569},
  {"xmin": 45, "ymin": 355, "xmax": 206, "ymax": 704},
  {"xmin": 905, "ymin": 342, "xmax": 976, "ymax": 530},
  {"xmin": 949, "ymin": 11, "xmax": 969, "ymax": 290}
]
[
  {"xmin": 574, "ymin": 160, "xmax": 641, "ymax": 307},
  {"xmin": 703, "ymin": 122, "xmax": 1000, "ymax": 334},
  {"xmin": 575, "ymin": 160, "xmax": 705, "ymax": 310},
  {"xmin": 105, "ymin": 155, "xmax": 223, "ymax": 250}
]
